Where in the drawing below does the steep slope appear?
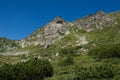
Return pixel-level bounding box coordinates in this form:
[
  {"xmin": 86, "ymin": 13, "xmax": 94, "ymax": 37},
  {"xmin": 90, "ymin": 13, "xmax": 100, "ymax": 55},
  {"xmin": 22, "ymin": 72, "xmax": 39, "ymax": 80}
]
[
  {"xmin": 19, "ymin": 11, "xmax": 114, "ymax": 49},
  {"xmin": 20, "ymin": 16, "xmax": 69, "ymax": 48},
  {"xmin": 16, "ymin": 11, "xmax": 119, "ymax": 57},
  {"xmin": 0, "ymin": 10, "xmax": 120, "ymax": 59}
]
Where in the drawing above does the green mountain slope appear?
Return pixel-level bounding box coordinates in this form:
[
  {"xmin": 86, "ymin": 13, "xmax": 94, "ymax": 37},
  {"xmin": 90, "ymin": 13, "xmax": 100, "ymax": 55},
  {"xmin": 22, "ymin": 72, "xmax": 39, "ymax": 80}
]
[{"xmin": 0, "ymin": 10, "xmax": 120, "ymax": 80}]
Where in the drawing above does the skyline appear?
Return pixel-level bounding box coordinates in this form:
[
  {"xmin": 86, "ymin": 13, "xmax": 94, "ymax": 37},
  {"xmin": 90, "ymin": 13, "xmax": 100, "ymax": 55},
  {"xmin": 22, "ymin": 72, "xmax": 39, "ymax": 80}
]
[{"xmin": 0, "ymin": 0, "xmax": 120, "ymax": 40}]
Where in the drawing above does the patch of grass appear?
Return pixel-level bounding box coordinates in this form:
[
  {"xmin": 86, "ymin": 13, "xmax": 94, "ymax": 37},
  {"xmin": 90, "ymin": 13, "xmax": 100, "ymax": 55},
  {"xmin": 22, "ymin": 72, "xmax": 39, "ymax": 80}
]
[
  {"xmin": 101, "ymin": 58, "xmax": 120, "ymax": 64},
  {"xmin": 74, "ymin": 55, "xmax": 96, "ymax": 64}
]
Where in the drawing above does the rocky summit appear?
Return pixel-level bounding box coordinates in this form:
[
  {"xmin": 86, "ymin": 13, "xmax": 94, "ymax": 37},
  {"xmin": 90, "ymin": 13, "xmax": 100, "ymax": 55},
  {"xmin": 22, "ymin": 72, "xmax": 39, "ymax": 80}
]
[
  {"xmin": 20, "ymin": 16, "xmax": 68, "ymax": 48},
  {"xmin": 72, "ymin": 11, "xmax": 113, "ymax": 31}
]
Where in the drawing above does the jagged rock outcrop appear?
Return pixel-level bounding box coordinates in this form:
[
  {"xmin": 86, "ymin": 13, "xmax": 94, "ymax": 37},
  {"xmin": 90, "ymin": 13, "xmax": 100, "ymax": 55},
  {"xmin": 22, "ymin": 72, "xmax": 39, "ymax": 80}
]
[
  {"xmin": 0, "ymin": 38, "xmax": 18, "ymax": 51},
  {"xmin": 20, "ymin": 16, "xmax": 68, "ymax": 48},
  {"xmin": 43, "ymin": 16, "xmax": 68, "ymax": 48},
  {"xmin": 72, "ymin": 11, "xmax": 113, "ymax": 32}
]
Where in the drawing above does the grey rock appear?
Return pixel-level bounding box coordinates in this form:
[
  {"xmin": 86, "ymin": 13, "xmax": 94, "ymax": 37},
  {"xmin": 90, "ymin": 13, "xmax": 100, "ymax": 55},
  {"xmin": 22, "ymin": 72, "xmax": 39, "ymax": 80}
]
[{"xmin": 72, "ymin": 11, "xmax": 113, "ymax": 31}]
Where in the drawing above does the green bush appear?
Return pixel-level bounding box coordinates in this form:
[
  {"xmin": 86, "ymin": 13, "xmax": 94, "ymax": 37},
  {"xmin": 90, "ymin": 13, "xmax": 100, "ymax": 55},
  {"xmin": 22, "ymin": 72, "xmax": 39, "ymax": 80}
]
[
  {"xmin": 101, "ymin": 58, "xmax": 120, "ymax": 64},
  {"xmin": 0, "ymin": 58, "xmax": 53, "ymax": 80},
  {"xmin": 59, "ymin": 46, "xmax": 81, "ymax": 57},
  {"xmin": 59, "ymin": 47, "xmax": 75, "ymax": 56},
  {"xmin": 74, "ymin": 63, "xmax": 115, "ymax": 80},
  {"xmin": 58, "ymin": 55, "xmax": 74, "ymax": 66},
  {"xmin": 88, "ymin": 44, "xmax": 120, "ymax": 60}
]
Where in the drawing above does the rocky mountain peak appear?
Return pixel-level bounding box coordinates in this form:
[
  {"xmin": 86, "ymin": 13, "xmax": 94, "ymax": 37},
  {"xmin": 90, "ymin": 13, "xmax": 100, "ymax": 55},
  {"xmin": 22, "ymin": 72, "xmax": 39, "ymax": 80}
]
[
  {"xmin": 20, "ymin": 16, "xmax": 68, "ymax": 48},
  {"xmin": 48, "ymin": 16, "xmax": 67, "ymax": 27},
  {"xmin": 72, "ymin": 11, "xmax": 113, "ymax": 31},
  {"xmin": 45, "ymin": 16, "xmax": 67, "ymax": 28},
  {"xmin": 53, "ymin": 16, "xmax": 66, "ymax": 23},
  {"xmin": 44, "ymin": 16, "xmax": 67, "ymax": 31},
  {"xmin": 43, "ymin": 16, "xmax": 68, "ymax": 48}
]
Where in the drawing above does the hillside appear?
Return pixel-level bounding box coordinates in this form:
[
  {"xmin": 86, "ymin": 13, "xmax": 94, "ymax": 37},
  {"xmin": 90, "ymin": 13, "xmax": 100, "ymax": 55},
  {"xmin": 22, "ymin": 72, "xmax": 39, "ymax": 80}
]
[{"xmin": 0, "ymin": 10, "xmax": 120, "ymax": 80}]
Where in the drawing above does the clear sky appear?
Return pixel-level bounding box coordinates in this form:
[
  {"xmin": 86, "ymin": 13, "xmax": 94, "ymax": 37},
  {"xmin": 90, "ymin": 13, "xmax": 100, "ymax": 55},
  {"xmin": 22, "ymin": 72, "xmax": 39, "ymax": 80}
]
[{"xmin": 0, "ymin": 0, "xmax": 120, "ymax": 40}]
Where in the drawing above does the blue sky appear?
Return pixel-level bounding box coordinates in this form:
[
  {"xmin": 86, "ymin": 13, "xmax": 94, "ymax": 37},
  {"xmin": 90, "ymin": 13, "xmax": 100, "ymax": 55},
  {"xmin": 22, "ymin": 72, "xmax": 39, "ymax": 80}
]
[{"xmin": 0, "ymin": 0, "xmax": 120, "ymax": 40}]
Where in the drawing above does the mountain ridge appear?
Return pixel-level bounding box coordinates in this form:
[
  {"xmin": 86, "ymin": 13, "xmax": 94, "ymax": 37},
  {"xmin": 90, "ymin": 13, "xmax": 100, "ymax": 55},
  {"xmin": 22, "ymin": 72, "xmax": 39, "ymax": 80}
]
[
  {"xmin": 0, "ymin": 10, "xmax": 119, "ymax": 54},
  {"xmin": 19, "ymin": 10, "xmax": 114, "ymax": 48}
]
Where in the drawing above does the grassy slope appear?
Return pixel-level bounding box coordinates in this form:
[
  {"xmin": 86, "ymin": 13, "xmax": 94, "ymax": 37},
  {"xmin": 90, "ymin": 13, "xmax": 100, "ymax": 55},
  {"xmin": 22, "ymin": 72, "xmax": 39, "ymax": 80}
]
[
  {"xmin": 0, "ymin": 11, "xmax": 120, "ymax": 79},
  {"xmin": 45, "ymin": 12, "xmax": 120, "ymax": 79}
]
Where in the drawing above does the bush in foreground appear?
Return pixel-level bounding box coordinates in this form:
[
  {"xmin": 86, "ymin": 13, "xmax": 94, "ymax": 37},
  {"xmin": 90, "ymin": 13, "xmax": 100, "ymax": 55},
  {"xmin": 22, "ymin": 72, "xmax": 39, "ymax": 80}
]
[
  {"xmin": 58, "ymin": 55, "xmax": 74, "ymax": 66},
  {"xmin": 74, "ymin": 63, "xmax": 115, "ymax": 80},
  {"xmin": 0, "ymin": 58, "xmax": 53, "ymax": 80},
  {"xmin": 88, "ymin": 44, "xmax": 120, "ymax": 60}
]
